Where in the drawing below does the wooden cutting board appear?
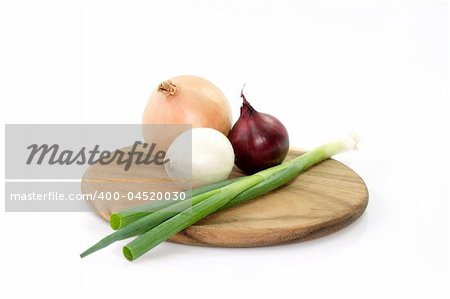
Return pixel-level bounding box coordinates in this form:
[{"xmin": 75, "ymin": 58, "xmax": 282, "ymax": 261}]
[{"xmin": 82, "ymin": 150, "xmax": 368, "ymax": 247}]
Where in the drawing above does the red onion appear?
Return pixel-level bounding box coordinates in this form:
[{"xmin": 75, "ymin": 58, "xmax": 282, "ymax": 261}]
[{"xmin": 228, "ymin": 91, "xmax": 289, "ymax": 174}]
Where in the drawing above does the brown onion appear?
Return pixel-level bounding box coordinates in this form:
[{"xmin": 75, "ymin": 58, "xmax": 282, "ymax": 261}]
[{"xmin": 142, "ymin": 75, "xmax": 232, "ymax": 135}]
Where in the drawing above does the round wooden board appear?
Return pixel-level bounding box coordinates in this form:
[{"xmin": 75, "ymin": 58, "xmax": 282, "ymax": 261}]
[{"xmin": 82, "ymin": 150, "xmax": 368, "ymax": 247}]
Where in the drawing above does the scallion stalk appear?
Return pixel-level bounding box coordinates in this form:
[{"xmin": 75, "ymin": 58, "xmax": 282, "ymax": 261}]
[
  {"xmin": 222, "ymin": 134, "xmax": 359, "ymax": 209},
  {"xmin": 121, "ymin": 135, "xmax": 359, "ymax": 261},
  {"xmin": 80, "ymin": 189, "xmax": 221, "ymax": 258},
  {"xmin": 111, "ymin": 134, "xmax": 358, "ymax": 227}
]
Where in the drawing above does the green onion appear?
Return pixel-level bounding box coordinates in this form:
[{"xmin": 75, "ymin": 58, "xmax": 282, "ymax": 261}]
[
  {"xmin": 80, "ymin": 134, "xmax": 358, "ymax": 260},
  {"xmin": 121, "ymin": 135, "xmax": 358, "ymax": 261},
  {"xmin": 80, "ymin": 188, "xmax": 221, "ymax": 258},
  {"xmin": 111, "ymin": 135, "xmax": 356, "ymax": 228},
  {"xmin": 223, "ymin": 136, "xmax": 354, "ymax": 209}
]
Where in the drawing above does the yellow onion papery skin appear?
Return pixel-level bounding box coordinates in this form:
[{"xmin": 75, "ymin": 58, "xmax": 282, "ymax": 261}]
[
  {"xmin": 142, "ymin": 75, "xmax": 232, "ymax": 152},
  {"xmin": 143, "ymin": 75, "xmax": 232, "ymax": 130}
]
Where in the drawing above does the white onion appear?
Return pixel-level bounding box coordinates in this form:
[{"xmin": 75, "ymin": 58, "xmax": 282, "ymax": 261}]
[{"xmin": 164, "ymin": 128, "xmax": 235, "ymax": 188}]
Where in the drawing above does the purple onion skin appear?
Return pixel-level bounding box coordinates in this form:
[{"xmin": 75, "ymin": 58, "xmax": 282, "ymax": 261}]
[{"xmin": 228, "ymin": 93, "xmax": 289, "ymax": 174}]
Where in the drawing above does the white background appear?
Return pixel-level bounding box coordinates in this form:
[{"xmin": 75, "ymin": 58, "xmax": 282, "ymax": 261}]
[{"xmin": 1, "ymin": 1, "xmax": 449, "ymax": 298}]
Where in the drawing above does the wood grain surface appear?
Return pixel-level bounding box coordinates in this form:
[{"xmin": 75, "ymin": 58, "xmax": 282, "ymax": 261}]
[{"xmin": 82, "ymin": 150, "xmax": 368, "ymax": 247}]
